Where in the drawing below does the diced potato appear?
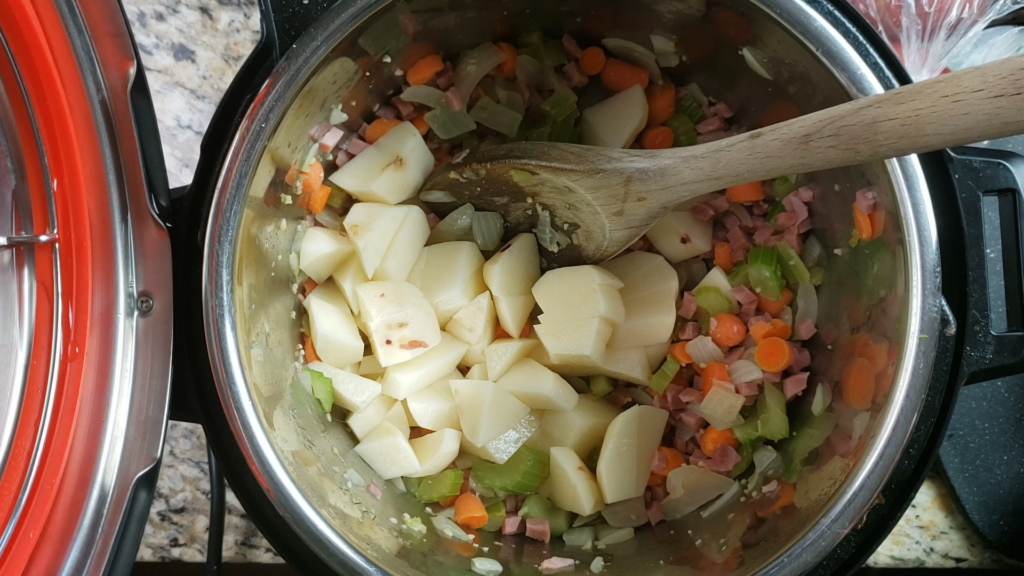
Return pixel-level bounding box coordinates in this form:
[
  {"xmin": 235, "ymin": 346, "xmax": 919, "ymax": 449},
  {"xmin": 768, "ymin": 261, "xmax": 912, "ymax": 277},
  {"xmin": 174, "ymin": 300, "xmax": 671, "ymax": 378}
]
[
  {"xmin": 303, "ymin": 283, "xmax": 364, "ymax": 368},
  {"xmin": 530, "ymin": 344, "xmax": 651, "ymax": 386},
  {"xmin": 450, "ymin": 380, "xmax": 531, "ymax": 447},
  {"xmin": 308, "ymin": 361, "xmax": 382, "ymax": 412},
  {"xmin": 384, "ymin": 400, "xmax": 411, "ymax": 438},
  {"xmin": 408, "ymin": 241, "xmax": 487, "ymax": 326},
  {"xmin": 645, "ymin": 342, "xmax": 671, "ymax": 369},
  {"xmin": 460, "ymin": 411, "xmax": 541, "ymax": 464},
  {"xmin": 496, "ymin": 358, "xmax": 579, "ymax": 411},
  {"xmin": 645, "ymin": 210, "xmax": 714, "ymax": 263},
  {"xmin": 484, "ymin": 338, "xmax": 538, "ymax": 381},
  {"xmin": 596, "ymin": 405, "xmax": 669, "ymax": 503},
  {"xmin": 694, "ymin": 266, "xmax": 738, "ymax": 309},
  {"xmin": 328, "ymin": 121, "xmax": 434, "ymax": 205},
  {"xmin": 601, "ymin": 252, "xmax": 679, "ymax": 349},
  {"xmin": 580, "ymin": 84, "xmax": 648, "ymax": 148},
  {"xmin": 299, "ymin": 227, "xmax": 354, "ymax": 283},
  {"xmin": 529, "ymin": 395, "xmax": 619, "ymax": 458},
  {"xmin": 331, "ymin": 256, "xmax": 369, "ymax": 315},
  {"xmin": 533, "ymin": 265, "xmax": 625, "ymax": 324},
  {"xmin": 373, "ymin": 205, "xmax": 430, "ymax": 282},
  {"xmin": 465, "ymin": 364, "xmax": 488, "ymax": 380},
  {"xmin": 405, "ymin": 371, "xmax": 462, "ymax": 431},
  {"xmin": 482, "ymin": 233, "xmax": 540, "ymax": 338},
  {"xmin": 547, "ymin": 447, "xmax": 605, "ymax": 516},
  {"xmin": 534, "ymin": 317, "xmax": 613, "ymax": 367},
  {"xmin": 358, "ymin": 355, "xmax": 385, "ymax": 377},
  {"xmin": 381, "ymin": 333, "xmax": 468, "ymax": 399},
  {"xmin": 353, "ymin": 420, "xmax": 421, "ymax": 479},
  {"xmin": 355, "ymin": 281, "xmax": 441, "ymax": 367},
  {"xmin": 346, "ymin": 394, "xmax": 395, "ymax": 441},
  {"xmin": 343, "ymin": 202, "xmax": 405, "ymax": 278},
  {"xmin": 445, "ymin": 291, "xmax": 497, "ymax": 366},
  {"xmin": 409, "ymin": 428, "xmax": 462, "ymax": 477}
]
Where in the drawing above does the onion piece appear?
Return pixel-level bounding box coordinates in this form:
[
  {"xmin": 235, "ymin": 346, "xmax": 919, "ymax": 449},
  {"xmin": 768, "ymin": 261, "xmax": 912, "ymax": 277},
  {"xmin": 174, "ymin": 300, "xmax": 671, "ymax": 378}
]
[
  {"xmin": 802, "ymin": 234, "xmax": 824, "ymax": 267},
  {"xmin": 424, "ymin": 106, "xmax": 477, "ymax": 139},
  {"xmin": 794, "ymin": 282, "xmax": 818, "ymax": 325},
  {"xmin": 662, "ymin": 465, "xmax": 736, "ymax": 520},
  {"xmin": 779, "ymin": 306, "xmax": 794, "ymax": 329},
  {"xmin": 728, "ymin": 359, "xmax": 763, "ymax": 384},
  {"xmin": 698, "ymin": 382, "xmax": 745, "ymax": 429},
  {"xmin": 430, "ymin": 516, "xmax": 473, "ymax": 542},
  {"xmin": 314, "ymin": 209, "xmax": 343, "ymax": 230},
  {"xmin": 595, "ymin": 525, "xmax": 635, "ymax": 546},
  {"xmin": 850, "ymin": 411, "xmax": 871, "ymax": 445},
  {"xmin": 469, "ymin": 96, "xmax": 523, "ymax": 137},
  {"xmin": 401, "ymin": 84, "xmax": 448, "ymax": 108},
  {"xmin": 684, "ymin": 83, "xmax": 709, "ymax": 107},
  {"xmin": 626, "ymin": 387, "xmax": 654, "ymax": 406},
  {"xmin": 685, "ymin": 336, "xmax": 725, "ymax": 365},
  {"xmin": 573, "ymin": 512, "xmax": 602, "ymax": 527},
  {"xmin": 650, "ymin": 33, "xmax": 680, "ymax": 68},
  {"xmin": 700, "ymin": 480, "xmax": 741, "ymax": 518},
  {"xmin": 811, "ymin": 383, "xmax": 832, "ymax": 416},
  {"xmin": 428, "ymin": 203, "xmax": 475, "ymax": 244},
  {"xmin": 742, "ymin": 46, "xmax": 774, "ymax": 81},
  {"xmin": 533, "ymin": 206, "xmax": 571, "ymax": 253},
  {"xmin": 472, "ymin": 211, "xmax": 504, "ymax": 251},
  {"xmin": 419, "ymin": 189, "xmax": 457, "ymax": 203},
  {"xmin": 562, "ymin": 526, "xmax": 596, "ymax": 547},
  {"xmin": 455, "ymin": 42, "xmax": 507, "ymax": 100},
  {"xmin": 601, "ymin": 496, "xmax": 648, "ymax": 528},
  {"xmin": 515, "ymin": 54, "xmax": 543, "ymax": 86},
  {"xmin": 601, "ymin": 38, "xmax": 663, "ymax": 84}
]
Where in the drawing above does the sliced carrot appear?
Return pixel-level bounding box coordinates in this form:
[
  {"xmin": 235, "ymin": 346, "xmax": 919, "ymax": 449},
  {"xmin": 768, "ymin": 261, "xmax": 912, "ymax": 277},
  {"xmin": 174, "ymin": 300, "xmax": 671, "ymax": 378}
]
[
  {"xmin": 454, "ymin": 492, "xmax": 488, "ymax": 529},
  {"xmin": 841, "ymin": 356, "xmax": 876, "ymax": 410},
  {"xmin": 399, "ymin": 41, "xmax": 438, "ymax": 72},
  {"xmin": 520, "ymin": 324, "xmax": 532, "ymax": 338},
  {"xmin": 301, "ymin": 160, "xmax": 324, "ymax": 195},
  {"xmin": 307, "ymin": 184, "xmax": 332, "ymax": 214},
  {"xmin": 409, "ymin": 427, "xmax": 433, "ymax": 439},
  {"xmin": 647, "ymin": 471, "xmax": 666, "ymax": 486},
  {"xmin": 700, "ymin": 426, "xmax": 739, "ymax": 456},
  {"xmin": 668, "ymin": 341, "xmax": 693, "ymax": 365},
  {"xmin": 640, "ymin": 125, "xmax": 674, "ymax": 150},
  {"xmin": 646, "ymin": 83, "xmax": 676, "ymax": 127},
  {"xmin": 284, "ymin": 164, "xmax": 299, "ymax": 186},
  {"xmin": 711, "ymin": 7, "xmax": 753, "ymax": 45},
  {"xmin": 365, "ymin": 118, "xmax": 403, "ymax": 145},
  {"xmin": 302, "ymin": 277, "xmax": 318, "ymax": 295},
  {"xmin": 756, "ymin": 481, "xmax": 795, "ymax": 517},
  {"xmin": 749, "ymin": 320, "xmax": 773, "ymax": 344},
  {"xmin": 406, "ymin": 53, "xmax": 445, "ymax": 85},
  {"xmin": 755, "ymin": 337, "xmax": 794, "ymax": 372},
  {"xmin": 874, "ymin": 344, "xmax": 899, "ymax": 404},
  {"xmin": 711, "ymin": 313, "xmax": 747, "ymax": 347},
  {"xmin": 412, "ymin": 114, "xmax": 430, "ymax": 135},
  {"xmin": 494, "ymin": 325, "xmax": 512, "ymax": 339},
  {"xmin": 856, "ymin": 337, "xmax": 890, "ymax": 373},
  {"xmin": 725, "ymin": 181, "xmax": 765, "ymax": 203},
  {"xmin": 297, "ymin": 189, "xmax": 312, "ymax": 210},
  {"xmin": 702, "ymin": 362, "xmax": 731, "ymax": 395},
  {"xmin": 714, "ymin": 241, "xmax": 734, "ymax": 272},
  {"xmin": 303, "ymin": 335, "xmax": 320, "ymax": 363},
  {"xmin": 868, "ymin": 210, "xmax": 886, "ymax": 239},
  {"xmin": 757, "ymin": 286, "xmax": 793, "ymax": 317},
  {"xmin": 600, "ymin": 58, "xmax": 649, "ymax": 92},
  {"xmin": 769, "ymin": 318, "xmax": 792, "ymax": 340},
  {"xmin": 758, "ymin": 99, "xmax": 801, "ymax": 128},
  {"xmin": 853, "ymin": 203, "xmax": 873, "ymax": 241},
  {"xmin": 578, "ymin": 46, "xmax": 607, "ymax": 76},
  {"xmin": 651, "ymin": 446, "xmax": 686, "ymax": 475},
  {"xmin": 496, "ymin": 42, "xmax": 517, "ymax": 79}
]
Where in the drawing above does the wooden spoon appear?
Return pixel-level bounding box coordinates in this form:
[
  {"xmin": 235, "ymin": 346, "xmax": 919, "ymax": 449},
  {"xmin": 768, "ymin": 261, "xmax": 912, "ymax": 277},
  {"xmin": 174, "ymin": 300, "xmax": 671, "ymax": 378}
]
[{"xmin": 422, "ymin": 54, "xmax": 1024, "ymax": 267}]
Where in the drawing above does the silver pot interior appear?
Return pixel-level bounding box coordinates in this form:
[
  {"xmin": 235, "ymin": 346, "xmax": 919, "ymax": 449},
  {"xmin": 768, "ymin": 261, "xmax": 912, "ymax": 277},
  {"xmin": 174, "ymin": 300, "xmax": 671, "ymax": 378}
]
[{"xmin": 207, "ymin": 0, "xmax": 942, "ymax": 573}]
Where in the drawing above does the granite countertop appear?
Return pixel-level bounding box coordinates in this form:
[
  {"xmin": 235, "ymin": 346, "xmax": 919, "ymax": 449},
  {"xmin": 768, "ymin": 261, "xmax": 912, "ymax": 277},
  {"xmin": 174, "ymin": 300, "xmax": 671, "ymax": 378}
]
[{"xmin": 125, "ymin": 0, "xmax": 1020, "ymax": 568}]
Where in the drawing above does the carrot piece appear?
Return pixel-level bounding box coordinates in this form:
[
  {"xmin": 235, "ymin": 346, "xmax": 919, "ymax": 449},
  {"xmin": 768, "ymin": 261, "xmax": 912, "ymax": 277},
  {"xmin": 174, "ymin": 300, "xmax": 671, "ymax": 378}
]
[
  {"xmin": 758, "ymin": 99, "xmax": 801, "ymax": 128},
  {"xmin": 365, "ymin": 118, "xmax": 403, "ymax": 145},
  {"xmin": 412, "ymin": 114, "xmax": 430, "ymax": 135},
  {"xmin": 646, "ymin": 83, "xmax": 677, "ymax": 127},
  {"xmin": 303, "ymin": 335, "xmax": 320, "ymax": 363},
  {"xmin": 713, "ymin": 242, "xmax": 734, "ymax": 272},
  {"xmin": 711, "ymin": 7, "xmax": 753, "ymax": 45},
  {"xmin": 647, "ymin": 470, "xmax": 666, "ymax": 486},
  {"xmin": 399, "ymin": 41, "xmax": 438, "ymax": 72},
  {"xmin": 754, "ymin": 337, "xmax": 794, "ymax": 372},
  {"xmin": 856, "ymin": 337, "xmax": 890, "ymax": 373},
  {"xmin": 284, "ymin": 164, "xmax": 299, "ymax": 186},
  {"xmin": 868, "ymin": 210, "xmax": 886, "ymax": 239},
  {"xmin": 494, "ymin": 326, "xmax": 512, "ymax": 339},
  {"xmin": 841, "ymin": 356, "xmax": 876, "ymax": 410},
  {"xmin": 296, "ymin": 189, "xmax": 312, "ymax": 210},
  {"xmin": 496, "ymin": 42, "xmax": 517, "ymax": 79},
  {"xmin": 701, "ymin": 362, "xmax": 731, "ymax": 395},
  {"xmin": 749, "ymin": 321, "xmax": 773, "ymax": 344},
  {"xmin": 757, "ymin": 286, "xmax": 793, "ymax": 317},
  {"xmin": 711, "ymin": 313, "xmax": 747, "ymax": 348},
  {"xmin": 874, "ymin": 344, "xmax": 899, "ymax": 404},
  {"xmin": 406, "ymin": 53, "xmax": 445, "ymax": 85},
  {"xmin": 600, "ymin": 58, "xmax": 649, "ymax": 92},
  {"xmin": 302, "ymin": 277, "xmax": 318, "ymax": 295},
  {"xmin": 725, "ymin": 181, "xmax": 765, "ymax": 203},
  {"xmin": 409, "ymin": 427, "xmax": 433, "ymax": 439},
  {"xmin": 640, "ymin": 125, "xmax": 674, "ymax": 150},
  {"xmin": 853, "ymin": 203, "xmax": 873, "ymax": 240},
  {"xmin": 756, "ymin": 481, "xmax": 795, "ymax": 517},
  {"xmin": 454, "ymin": 492, "xmax": 488, "ymax": 529},
  {"xmin": 306, "ymin": 184, "xmax": 331, "ymax": 214},
  {"xmin": 699, "ymin": 426, "xmax": 739, "ymax": 456},
  {"xmin": 578, "ymin": 46, "xmax": 607, "ymax": 76},
  {"xmin": 768, "ymin": 318, "xmax": 792, "ymax": 340},
  {"xmin": 652, "ymin": 446, "xmax": 686, "ymax": 476},
  {"xmin": 301, "ymin": 160, "xmax": 324, "ymax": 195},
  {"xmin": 520, "ymin": 324, "xmax": 531, "ymax": 338},
  {"xmin": 668, "ymin": 341, "xmax": 693, "ymax": 365}
]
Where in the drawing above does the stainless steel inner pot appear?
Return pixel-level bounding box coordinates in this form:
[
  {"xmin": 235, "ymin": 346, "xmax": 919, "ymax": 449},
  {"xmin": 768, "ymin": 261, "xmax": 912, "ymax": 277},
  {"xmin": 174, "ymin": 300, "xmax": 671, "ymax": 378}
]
[{"xmin": 203, "ymin": 0, "xmax": 944, "ymax": 573}]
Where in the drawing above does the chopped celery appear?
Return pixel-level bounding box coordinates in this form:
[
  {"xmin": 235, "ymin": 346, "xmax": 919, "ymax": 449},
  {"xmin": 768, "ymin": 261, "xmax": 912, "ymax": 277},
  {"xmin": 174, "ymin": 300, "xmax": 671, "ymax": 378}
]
[
  {"xmin": 771, "ymin": 175, "xmax": 799, "ymax": 200},
  {"xmin": 539, "ymin": 91, "xmax": 578, "ymax": 119},
  {"xmin": 471, "ymin": 446, "xmax": 549, "ymax": 494},
  {"xmin": 518, "ymin": 494, "xmax": 573, "ymax": 536},
  {"xmin": 483, "ymin": 499, "xmax": 507, "ymax": 532},
  {"xmin": 589, "ymin": 375, "xmax": 615, "ymax": 398},
  {"xmin": 414, "ymin": 469, "xmax": 464, "ymax": 503},
  {"xmin": 851, "ymin": 238, "xmax": 895, "ymax": 304},
  {"xmin": 470, "ymin": 96, "xmax": 523, "ymax": 137},
  {"xmin": 694, "ymin": 286, "xmax": 733, "ymax": 316},
  {"xmin": 746, "ymin": 246, "xmax": 785, "ymax": 301},
  {"xmin": 766, "ymin": 201, "xmax": 787, "ymax": 230},
  {"xmin": 695, "ymin": 307, "xmax": 712, "ymax": 334},
  {"xmin": 650, "ymin": 355, "xmax": 682, "ymax": 394},
  {"xmin": 677, "ymin": 93, "xmax": 707, "ymax": 125},
  {"xmin": 809, "ymin": 265, "xmax": 825, "ymax": 286},
  {"xmin": 779, "ymin": 412, "xmax": 837, "ymax": 481},
  {"xmin": 776, "ymin": 242, "xmax": 811, "ymax": 284},
  {"xmin": 727, "ymin": 263, "xmax": 750, "ymax": 287},
  {"xmin": 758, "ymin": 383, "xmax": 789, "ymax": 441},
  {"xmin": 729, "ymin": 442, "xmax": 755, "ymax": 478},
  {"xmin": 424, "ymin": 106, "xmax": 477, "ymax": 140},
  {"xmin": 306, "ymin": 368, "xmax": 334, "ymax": 413},
  {"xmin": 732, "ymin": 412, "xmax": 761, "ymax": 445},
  {"xmin": 664, "ymin": 114, "xmax": 698, "ymax": 147},
  {"xmin": 404, "ymin": 476, "xmax": 423, "ymax": 494},
  {"xmin": 325, "ymin": 184, "xmax": 347, "ymax": 209},
  {"xmin": 510, "ymin": 169, "xmax": 533, "ymax": 183}
]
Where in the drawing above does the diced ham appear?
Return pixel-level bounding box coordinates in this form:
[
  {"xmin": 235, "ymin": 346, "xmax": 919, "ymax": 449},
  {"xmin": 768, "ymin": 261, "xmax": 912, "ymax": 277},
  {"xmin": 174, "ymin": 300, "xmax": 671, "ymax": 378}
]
[
  {"xmin": 751, "ymin": 201, "xmax": 769, "ymax": 216},
  {"xmin": 563, "ymin": 61, "xmax": 588, "ymax": 87},
  {"xmin": 503, "ymin": 515, "xmax": 525, "ymax": 535},
  {"xmin": 689, "ymin": 449, "xmax": 711, "ymax": 467},
  {"xmin": 452, "ymin": 148, "xmax": 471, "ymax": 164},
  {"xmin": 680, "ymin": 410, "xmax": 706, "ymax": 430},
  {"xmin": 729, "ymin": 203, "xmax": 753, "ymax": 227},
  {"xmin": 775, "ymin": 212, "xmax": 798, "ymax": 229},
  {"xmin": 650, "ymin": 482, "xmax": 668, "ymax": 503},
  {"xmin": 647, "ymin": 501, "xmax": 665, "ymax": 526},
  {"xmin": 762, "ymin": 371, "xmax": 781, "ymax": 383},
  {"xmin": 794, "ymin": 318, "xmax": 817, "ymax": 341},
  {"xmin": 690, "ymin": 376, "xmax": 701, "ymax": 394},
  {"xmin": 798, "ymin": 218, "xmax": 813, "ymax": 233},
  {"xmin": 346, "ymin": 138, "xmax": 370, "ymax": 155},
  {"xmin": 723, "ymin": 346, "xmax": 746, "ymax": 365},
  {"xmin": 697, "ymin": 130, "xmax": 734, "ymax": 144},
  {"xmin": 678, "ymin": 322, "xmax": 701, "ymax": 340},
  {"xmin": 855, "ymin": 187, "xmax": 877, "ymax": 214},
  {"xmin": 690, "ymin": 202, "xmax": 717, "ymax": 221},
  {"xmin": 744, "ymin": 394, "xmax": 758, "ymax": 405},
  {"xmin": 735, "ymin": 380, "xmax": 760, "ymax": 396},
  {"xmin": 783, "ymin": 372, "xmax": 809, "ymax": 400},
  {"xmin": 528, "ymin": 86, "xmax": 543, "ymax": 106},
  {"xmin": 375, "ymin": 105, "xmax": 398, "ymax": 120},
  {"xmin": 753, "ymin": 224, "xmax": 775, "ymax": 243},
  {"xmin": 319, "ymin": 127, "xmax": 345, "ymax": 152},
  {"xmin": 506, "ymin": 495, "xmax": 519, "ymax": 514},
  {"xmin": 562, "ymin": 33, "xmax": 583, "ymax": 59},
  {"xmin": 783, "ymin": 226, "xmax": 802, "ymax": 252},
  {"xmin": 650, "ymin": 448, "xmax": 668, "ymax": 472},
  {"xmin": 539, "ymin": 557, "xmax": 574, "ymax": 573},
  {"xmin": 727, "ymin": 228, "xmax": 752, "ymax": 254},
  {"xmin": 308, "ymin": 121, "xmax": 331, "ymax": 142},
  {"xmin": 713, "ymin": 101, "xmax": 734, "ymax": 118},
  {"xmin": 761, "ymin": 479, "xmax": 779, "ymax": 494},
  {"xmin": 709, "ymin": 195, "xmax": 730, "ymax": 213},
  {"xmin": 702, "ymin": 103, "xmax": 714, "ymax": 118},
  {"xmin": 606, "ymin": 386, "xmax": 632, "ymax": 408},
  {"xmin": 368, "ymin": 481, "xmax": 383, "ymax": 500},
  {"xmin": 797, "ymin": 186, "xmax": 814, "ymax": 203},
  {"xmin": 678, "ymin": 387, "xmax": 703, "ymax": 404},
  {"xmin": 526, "ymin": 518, "xmax": 552, "ymax": 543},
  {"xmin": 722, "ymin": 212, "xmax": 741, "ymax": 230},
  {"xmin": 783, "ymin": 194, "xmax": 810, "ymax": 224},
  {"xmin": 679, "ymin": 291, "xmax": 698, "ymax": 319},
  {"xmin": 398, "ymin": 11, "xmax": 422, "ymax": 35},
  {"xmin": 335, "ymin": 150, "xmax": 354, "ymax": 168},
  {"xmin": 712, "ymin": 223, "xmax": 729, "ymax": 243},
  {"xmin": 392, "ymin": 97, "xmax": 416, "ymax": 120},
  {"xmin": 436, "ymin": 63, "xmax": 455, "ymax": 90},
  {"xmin": 788, "ymin": 345, "xmax": 812, "ymax": 373},
  {"xmin": 445, "ymin": 87, "xmax": 465, "ymax": 111},
  {"xmin": 358, "ymin": 122, "xmax": 369, "ymax": 137},
  {"xmin": 706, "ymin": 444, "xmax": 742, "ymax": 473}
]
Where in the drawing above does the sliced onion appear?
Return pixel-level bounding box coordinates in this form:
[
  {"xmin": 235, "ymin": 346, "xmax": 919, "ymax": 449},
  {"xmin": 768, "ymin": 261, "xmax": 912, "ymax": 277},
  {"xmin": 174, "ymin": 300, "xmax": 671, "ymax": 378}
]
[
  {"xmin": 626, "ymin": 387, "xmax": 654, "ymax": 406},
  {"xmin": 472, "ymin": 211, "xmax": 504, "ymax": 251},
  {"xmin": 314, "ymin": 209, "xmax": 342, "ymax": 230},
  {"xmin": 454, "ymin": 42, "xmax": 506, "ymax": 100},
  {"xmin": 698, "ymin": 383, "xmax": 745, "ymax": 429},
  {"xmin": 424, "ymin": 106, "xmax": 477, "ymax": 139},
  {"xmin": 650, "ymin": 33, "xmax": 680, "ymax": 68},
  {"xmin": 850, "ymin": 411, "xmax": 871, "ymax": 445},
  {"xmin": 401, "ymin": 84, "xmax": 448, "ymax": 108},
  {"xmin": 794, "ymin": 282, "xmax": 818, "ymax": 325},
  {"xmin": 595, "ymin": 525, "xmax": 635, "ymax": 546},
  {"xmin": 685, "ymin": 335, "xmax": 725, "ymax": 365},
  {"xmin": 662, "ymin": 466, "xmax": 736, "ymax": 520},
  {"xmin": 747, "ymin": 445, "xmax": 782, "ymax": 491},
  {"xmin": 779, "ymin": 306, "xmax": 793, "ymax": 329},
  {"xmin": 802, "ymin": 234, "xmax": 824, "ymax": 267},
  {"xmin": 515, "ymin": 54, "xmax": 543, "ymax": 87},
  {"xmin": 684, "ymin": 83, "xmax": 709, "ymax": 107},
  {"xmin": 700, "ymin": 480, "xmax": 741, "ymax": 518},
  {"xmin": 675, "ymin": 258, "xmax": 708, "ymax": 290},
  {"xmin": 430, "ymin": 516, "xmax": 473, "ymax": 542},
  {"xmin": 742, "ymin": 46, "xmax": 774, "ymax": 81},
  {"xmin": 469, "ymin": 96, "xmax": 523, "ymax": 137},
  {"xmin": 573, "ymin": 512, "xmax": 602, "ymax": 527},
  {"xmin": 601, "ymin": 38, "xmax": 662, "ymax": 84},
  {"xmin": 419, "ymin": 189, "xmax": 457, "ymax": 203},
  {"xmin": 428, "ymin": 203, "xmax": 475, "ymax": 244},
  {"xmin": 601, "ymin": 496, "xmax": 648, "ymax": 528},
  {"xmin": 562, "ymin": 526, "xmax": 596, "ymax": 547},
  {"xmin": 728, "ymin": 359, "xmax": 763, "ymax": 384},
  {"xmin": 811, "ymin": 383, "xmax": 832, "ymax": 416},
  {"xmin": 533, "ymin": 206, "xmax": 571, "ymax": 253}
]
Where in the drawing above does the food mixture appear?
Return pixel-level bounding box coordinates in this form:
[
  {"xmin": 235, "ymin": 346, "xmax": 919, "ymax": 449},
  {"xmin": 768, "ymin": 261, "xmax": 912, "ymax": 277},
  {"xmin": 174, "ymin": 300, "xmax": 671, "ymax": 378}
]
[{"xmin": 281, "ymin": 9, "xmax": 896, "ymax": 573}]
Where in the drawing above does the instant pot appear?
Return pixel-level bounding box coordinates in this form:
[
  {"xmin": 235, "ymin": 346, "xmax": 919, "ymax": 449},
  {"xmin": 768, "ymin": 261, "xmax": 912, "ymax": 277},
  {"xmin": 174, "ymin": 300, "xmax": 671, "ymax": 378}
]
[{"xmin": 1, "ymin": 0, "xmax": 1021, "ymax": 574}]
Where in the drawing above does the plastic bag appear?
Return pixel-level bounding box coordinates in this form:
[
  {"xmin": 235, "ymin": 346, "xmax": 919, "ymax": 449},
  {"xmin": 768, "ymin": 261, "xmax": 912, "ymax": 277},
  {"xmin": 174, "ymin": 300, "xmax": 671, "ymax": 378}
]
[{"xmin": 848, "ymin": 0, "xmax": 1024, "ymax": 80}]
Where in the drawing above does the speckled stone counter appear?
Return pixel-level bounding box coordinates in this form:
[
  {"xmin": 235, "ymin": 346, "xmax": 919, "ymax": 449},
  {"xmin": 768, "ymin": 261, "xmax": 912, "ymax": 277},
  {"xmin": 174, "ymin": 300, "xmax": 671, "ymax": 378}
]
[{"xmin": 125, "ymin": 0, "xmax": 1022, "ymax": 568}]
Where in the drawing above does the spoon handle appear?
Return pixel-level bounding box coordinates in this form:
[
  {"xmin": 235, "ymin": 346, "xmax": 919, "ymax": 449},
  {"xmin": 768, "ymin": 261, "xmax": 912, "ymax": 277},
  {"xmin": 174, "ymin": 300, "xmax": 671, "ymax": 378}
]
[{"xmin": 658, "ymin": 54, "xmax": 1024, "ymax": 197}]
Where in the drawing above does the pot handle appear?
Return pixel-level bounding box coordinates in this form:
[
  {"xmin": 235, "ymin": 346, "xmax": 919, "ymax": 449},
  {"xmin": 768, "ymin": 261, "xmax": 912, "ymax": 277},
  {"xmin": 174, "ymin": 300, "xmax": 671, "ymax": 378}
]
[
  {"xmin": 258, "ymin": 0, "xmax": 339, "ymax": 63},
  {"xmin": 945, "ymin": 146, "xmax": 1024, "ymax": 385}
]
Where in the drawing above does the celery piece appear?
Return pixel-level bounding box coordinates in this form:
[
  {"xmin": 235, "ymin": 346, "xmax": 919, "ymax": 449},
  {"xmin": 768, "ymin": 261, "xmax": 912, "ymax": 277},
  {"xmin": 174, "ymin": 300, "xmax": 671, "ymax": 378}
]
[
  {"xmin": 307, "ymin": 368, "xmax": 334, "ymax": 413},
  {"xmin": 539, "ymin": 91, "xmax": 578, "ymax": 120},
  {"xmin": 525, "ymin": 119, "xmax": 552, "ymax": 142},
  {"xmin": 404, "ymin": 476, "xmax": 423, "ymax": 494},
  {"xmin": 470, "ymin": 96, "xmax": 523, "ymax": 138},
  {"xmin": 727, "ymin": 263, "xmax": 750, "ymax": 287},
  {"xmin": 414, "ymin": 469, "xmax": 464, "ymax": 503},
  {"xmin": 518, "ymin": 494, "xmax": 573, "ymax": 536},
  {"xmin": 677, "ymin": 93, "xmax": 706, "ymax": 125},
  {"xmin": 664, "ymin": 114, "xmax": 698, "ymax": 147},
  {"xmin": 471, "ymin": 446, "xmax": 549, "ymax": 494},
  {"xmin": 482, "ymin": 499, "xmax": 507, "ymax": 532},
  {"xmin": 851, "ymin": 238, "xmax": 895, "ymax": 304},
  {"xmin": 695, "ymin": 285, "xmax": 733, "ymax": 316},
  {"xmin": 424, "ymin": 106, "xmax": 477, "ymax": 140},
  {"xmin": 732, "ymin": 411, "xmax": 761, "ymax": 445},
  {"xmin": 695, "ymin": 307, "xmax": 712, "ymax": 334},
  {"xmin": 548, "ymin": 111, "xmax": 580, "ymax": 143},
  {"xmin": 758, "ymin": 383, "xmax": 789, "ymax": 441},
  {"xmin": 809, "ymin": 265, "xmax": 825, "ymax": 286},
  {"xmin": 776, "ymin": 242, "xmax": 811, "ymax": 284},
  {"xmin": 510, "ymin": 169, "xmax": 533, "ymax": 183},
  {"xmin": 589, "ymin": 375, "xmax": 615, "ymax": 398},
  {"xmin": 325, "ymin": 184, "xmax": 347, "ymax": 209},
  {"xmin": 771, "ymin": 175, "xmax": 799, "ymax": 200},
  {"xmin": 779, "ymin": 412, "xmax": 837, "ymax": 481},
  {"xmin": 729, "ymin": 442, "xmax": 755, "ymax": 478},
  {"xmin": 650, "ymin": 355, "xmax": 681, "ymax": 394},
  {"xmin": 766, "ymin": 201, "xmax": 787, "ymax": 230},
  {"xmin": 746, "ymin": 246, "xmax": 785, "ymax": 301}
]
